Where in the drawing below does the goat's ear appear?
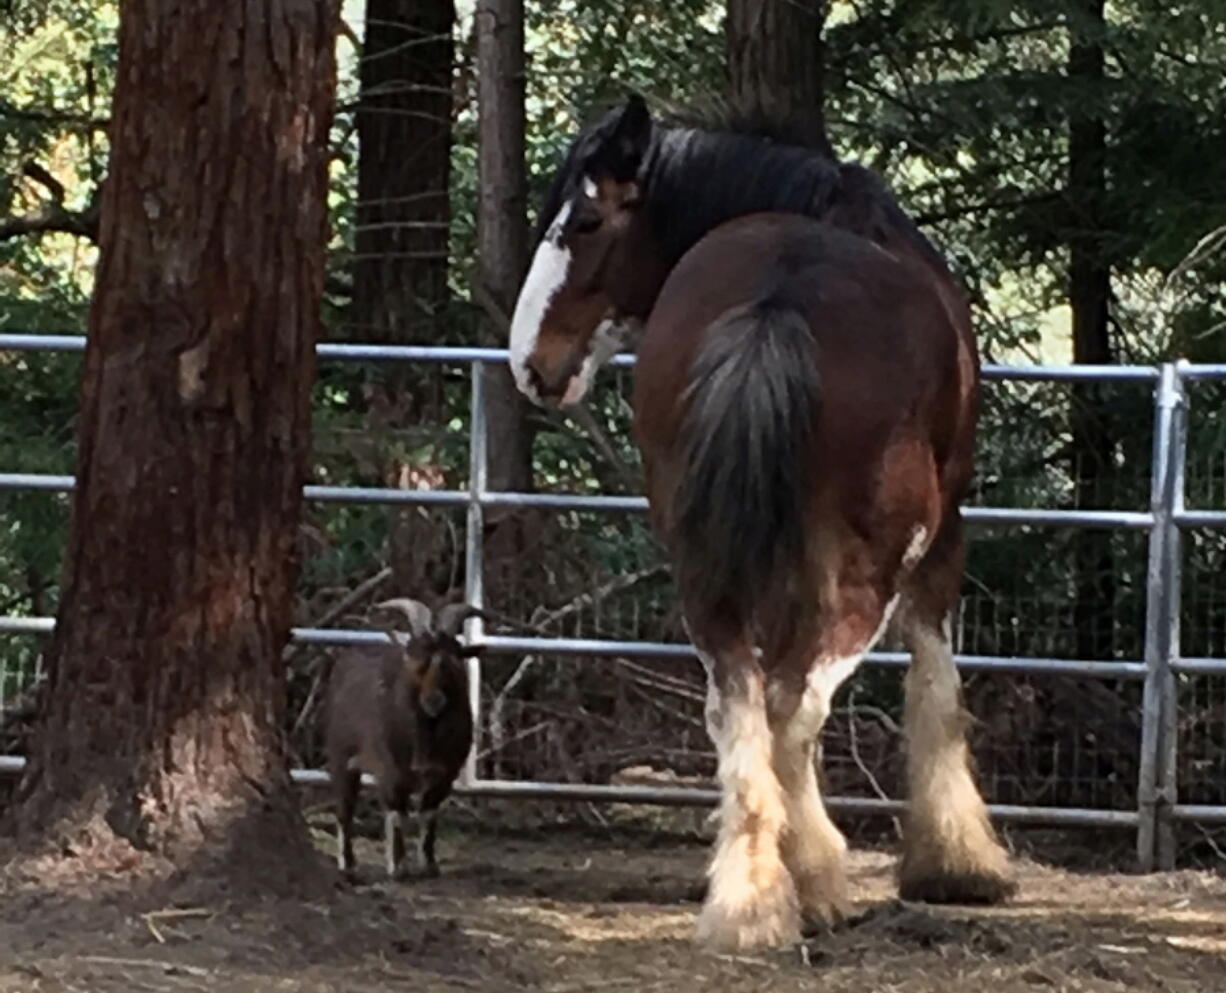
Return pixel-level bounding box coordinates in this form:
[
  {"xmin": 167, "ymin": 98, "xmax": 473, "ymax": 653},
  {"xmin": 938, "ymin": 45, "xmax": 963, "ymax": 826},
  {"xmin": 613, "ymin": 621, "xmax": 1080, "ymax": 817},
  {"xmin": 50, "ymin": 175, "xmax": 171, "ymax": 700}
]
[
  {"xmin": 587, "ymin": 92, "xmax": 652, "ymax": 184},
  {"xmin": 420, "ymin": 688, "xmax": 447, "ymax": 718}
]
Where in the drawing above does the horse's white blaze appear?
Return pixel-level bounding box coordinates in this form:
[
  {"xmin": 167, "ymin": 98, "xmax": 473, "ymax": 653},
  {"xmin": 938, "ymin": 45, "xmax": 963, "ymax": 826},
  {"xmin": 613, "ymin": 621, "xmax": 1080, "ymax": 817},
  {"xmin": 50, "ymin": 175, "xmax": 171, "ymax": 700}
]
[{"xmin": 509, "ymin": 201, "xmax": 573, "ymax": 401}]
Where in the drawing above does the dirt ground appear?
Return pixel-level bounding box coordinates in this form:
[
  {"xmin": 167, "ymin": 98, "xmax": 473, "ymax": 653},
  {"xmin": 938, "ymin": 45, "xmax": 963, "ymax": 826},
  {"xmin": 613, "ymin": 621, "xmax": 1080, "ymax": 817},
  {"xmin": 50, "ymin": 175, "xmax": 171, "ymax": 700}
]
[{"xmin": 1, "ymin": 809, "xmax": 1223, "ymax": 993}]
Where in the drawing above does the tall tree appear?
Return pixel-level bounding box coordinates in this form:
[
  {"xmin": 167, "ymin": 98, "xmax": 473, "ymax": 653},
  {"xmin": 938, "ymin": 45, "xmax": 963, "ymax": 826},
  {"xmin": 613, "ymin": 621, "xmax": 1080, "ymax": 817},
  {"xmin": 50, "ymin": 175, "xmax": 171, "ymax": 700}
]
[
  {"xmin": 1067, "ymin": 0, "xmax": 1118, "ymax": 659},
  {"xmin": 351, "ymin": 0, "xmax": 457, "ymax": 601},
  {"xmin": 10, "ymin": 0, "xmax": 339, "ymax": 886},
  {"xmin": 475, "ymin": 0, "xmax": 534, "ymax": 510},
  {"xmin": 726, "ymin": 0, "xmax": 831, "ymax": 153},
  {"xmin": 352, "ymin": 0, "xmax": 454, "ymax": 343}
]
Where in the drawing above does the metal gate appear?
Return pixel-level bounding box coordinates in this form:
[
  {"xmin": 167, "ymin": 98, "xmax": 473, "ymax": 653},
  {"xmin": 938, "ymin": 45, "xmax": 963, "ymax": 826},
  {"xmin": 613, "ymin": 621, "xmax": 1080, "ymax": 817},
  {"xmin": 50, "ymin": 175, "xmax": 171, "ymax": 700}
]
[{"xmin": 0, "ymin": 333, "xmax": 1223, "ymax": 871}]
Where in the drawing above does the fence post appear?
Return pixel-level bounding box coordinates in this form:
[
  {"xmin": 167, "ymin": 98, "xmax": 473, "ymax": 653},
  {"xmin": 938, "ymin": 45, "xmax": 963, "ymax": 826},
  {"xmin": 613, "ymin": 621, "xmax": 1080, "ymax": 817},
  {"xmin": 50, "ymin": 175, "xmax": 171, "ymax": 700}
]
[
  {"xmin": 1136, "ymin": 362, "xmax": 1182, "ymax": 870},
  {"xmin": 1156, "ymin": 362, "xmax": 1189, "ymax": 869},
  {"xmin": 460, "ymin": 361, "xmax": 489, "ymax": 786}
]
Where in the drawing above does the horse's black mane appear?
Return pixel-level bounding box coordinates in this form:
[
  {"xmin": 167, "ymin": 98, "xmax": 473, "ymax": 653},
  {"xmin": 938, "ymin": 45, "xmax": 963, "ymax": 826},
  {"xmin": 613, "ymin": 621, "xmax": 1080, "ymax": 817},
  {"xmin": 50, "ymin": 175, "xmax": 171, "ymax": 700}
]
[{"xmin": 536, "ymin": 99, "xmax": 947, "ymax": 275}]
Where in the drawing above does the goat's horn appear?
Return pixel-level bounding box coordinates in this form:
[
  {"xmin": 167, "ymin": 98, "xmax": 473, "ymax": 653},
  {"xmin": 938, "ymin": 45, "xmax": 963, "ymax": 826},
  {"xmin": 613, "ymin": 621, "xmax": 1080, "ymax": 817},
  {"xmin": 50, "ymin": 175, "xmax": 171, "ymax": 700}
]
[
  {"xmin": 374, "ymin": 598, "xmax": 433, "ymax": 638},
  {"xmin": 437, "ymin": 603, "xmax": 483, "ymax": 637}
]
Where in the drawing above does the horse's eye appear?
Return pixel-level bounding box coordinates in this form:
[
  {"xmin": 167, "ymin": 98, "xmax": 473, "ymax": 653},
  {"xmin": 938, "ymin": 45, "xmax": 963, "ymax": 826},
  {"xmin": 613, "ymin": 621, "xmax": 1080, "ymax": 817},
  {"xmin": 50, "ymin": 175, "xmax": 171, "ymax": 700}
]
[{"xmin": 574, "ymin": 214, "xmax": 602, "ymax": 235}]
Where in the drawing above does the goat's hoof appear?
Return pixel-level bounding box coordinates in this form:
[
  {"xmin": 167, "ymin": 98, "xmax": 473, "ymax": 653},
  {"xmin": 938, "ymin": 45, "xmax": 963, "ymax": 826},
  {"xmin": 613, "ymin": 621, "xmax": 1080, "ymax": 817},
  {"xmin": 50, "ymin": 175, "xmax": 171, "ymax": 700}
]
[{"xmin": 420, "ymin": 862, "xmax": 441, "ymax": 880}]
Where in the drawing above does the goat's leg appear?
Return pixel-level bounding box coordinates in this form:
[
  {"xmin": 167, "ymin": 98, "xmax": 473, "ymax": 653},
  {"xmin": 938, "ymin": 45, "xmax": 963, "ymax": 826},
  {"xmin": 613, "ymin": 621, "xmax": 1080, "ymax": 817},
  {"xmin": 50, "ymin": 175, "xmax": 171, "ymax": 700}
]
[
  {"xmin": 383, "ymin": 780, "xmax": 412, "ymax": 880},
  {"xmin": 416, "ymin": 780, "xmax": 453, "ymax": 878},
  {"xmin": 695, "ymin": 643, "xmax": 799, "ymax": 951},
  {"xmin": 334, "ymin": 765, "xmax": 361, "ymax": 877},
  {"xmin": 898, "ymin": 526, "xmax": 1014, "ymax": 903}
]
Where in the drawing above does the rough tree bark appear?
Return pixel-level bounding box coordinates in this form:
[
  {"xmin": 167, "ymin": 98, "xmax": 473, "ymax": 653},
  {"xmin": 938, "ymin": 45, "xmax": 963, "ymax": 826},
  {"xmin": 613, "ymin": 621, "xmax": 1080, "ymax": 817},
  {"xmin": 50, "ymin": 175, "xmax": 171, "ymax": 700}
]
[
  {"xmin": 10, "ymin": 0, "xmax": 339, "ymax": 889},
  {"xmin": 1067, "ymin": 0, "xmax": 1117, "ymax": 659},
  {"xmin": 352, "ymin": 0, "xmax": 454, "ymax": 342},
  {"xmin": 476, "ymin": 0, "xmax": 534, "ymax": 515},
  {"xmin": 726, "ymin": 0, "xmax": 832, "ymax": 154}
]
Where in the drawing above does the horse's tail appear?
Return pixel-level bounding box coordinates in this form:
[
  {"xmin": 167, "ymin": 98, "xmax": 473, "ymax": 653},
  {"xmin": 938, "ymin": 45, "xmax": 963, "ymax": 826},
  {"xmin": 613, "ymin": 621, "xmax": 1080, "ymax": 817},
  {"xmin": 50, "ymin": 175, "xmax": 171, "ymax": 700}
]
[{"xmin": 671, "ymin": 298, "xmax": 820, "ymax": 649}]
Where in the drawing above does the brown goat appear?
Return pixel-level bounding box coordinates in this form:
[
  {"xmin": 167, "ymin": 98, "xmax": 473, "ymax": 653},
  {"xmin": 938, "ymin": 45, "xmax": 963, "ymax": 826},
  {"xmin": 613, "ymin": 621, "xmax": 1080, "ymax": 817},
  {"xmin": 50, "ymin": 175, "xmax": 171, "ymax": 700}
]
[{"xmin": 326, "ymin": 598, "xmax": 479, "ymax": 879}]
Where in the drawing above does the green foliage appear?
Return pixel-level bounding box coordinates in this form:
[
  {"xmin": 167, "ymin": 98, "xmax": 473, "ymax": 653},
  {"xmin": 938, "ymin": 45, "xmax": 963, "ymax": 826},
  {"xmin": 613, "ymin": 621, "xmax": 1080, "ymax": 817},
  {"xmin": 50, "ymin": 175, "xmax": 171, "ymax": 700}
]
[{"xmin": 822, "ymin": 0, "xmax": 1226, "ymax": 360}]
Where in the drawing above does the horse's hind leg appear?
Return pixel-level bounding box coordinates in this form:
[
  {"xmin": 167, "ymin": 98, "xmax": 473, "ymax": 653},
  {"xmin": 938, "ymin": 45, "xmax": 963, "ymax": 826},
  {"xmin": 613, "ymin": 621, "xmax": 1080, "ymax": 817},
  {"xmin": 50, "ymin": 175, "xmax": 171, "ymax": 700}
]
[
  {"xmin": 898, "ymin": 524, "xmax": 1015, "ymax": 903},
  {"xmin": 695, "ymin": 640, "xmax": 800, "ymax": 950},
  {"xmin": 767, "ymin": 674, "xmax": 850, "ymax": 932},
  {"xmin": 767, "ymin": 583, "xmax": 900, "ymax": 930}
]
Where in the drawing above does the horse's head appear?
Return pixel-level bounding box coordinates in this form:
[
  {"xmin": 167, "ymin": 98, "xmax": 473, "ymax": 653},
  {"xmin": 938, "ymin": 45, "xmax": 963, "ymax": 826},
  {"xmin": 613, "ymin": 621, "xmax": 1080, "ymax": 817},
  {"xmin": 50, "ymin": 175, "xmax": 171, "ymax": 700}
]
[{"xmin": 509, "ymin": 95, "xmax": 666, "ymax": 407}]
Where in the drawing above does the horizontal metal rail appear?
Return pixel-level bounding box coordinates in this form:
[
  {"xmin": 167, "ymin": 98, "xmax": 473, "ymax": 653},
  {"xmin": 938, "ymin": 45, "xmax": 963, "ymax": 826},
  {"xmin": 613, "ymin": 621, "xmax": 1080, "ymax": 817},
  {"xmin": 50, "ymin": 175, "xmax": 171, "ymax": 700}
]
[
  {"xmin": 1174, "ymin": 509, "xmax": 1226, "ymax": 528},
  {"xmin": 0, "ymin": 617, "xmax": 1149, "ymax": 680},
  {"xmin": 0, "ymin": 755, "xmax": 1139, "ymax": 827},
  {"xmin": 0, "ymin": 332, "xmax": 1167, "ymax": 381},
  {"xmin": 1171, "ymin": 805, "xmax": 1226, "ymax": 825},
  {"xmin": 1172, "ymin": 658, "xmax": 1226, "ymax": 676},
  {"xmin": 0, "ymin": 471, "xmax": 1169, "ymax": 530},
  {"xmin": 1177, "ymin": 364, "xmax": 1226, "ymax": 381}
]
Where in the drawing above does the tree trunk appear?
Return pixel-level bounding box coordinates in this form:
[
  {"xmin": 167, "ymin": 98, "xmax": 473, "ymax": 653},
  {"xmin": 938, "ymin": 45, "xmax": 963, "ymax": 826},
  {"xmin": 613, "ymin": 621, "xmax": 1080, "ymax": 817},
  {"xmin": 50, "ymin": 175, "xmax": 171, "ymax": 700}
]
[
  {"xmin": 351, "ymin": 0, "xmax": 457, "ymax": 600},
  {"xmin": 352, "ymin": 0, "xmax": 454, "ymax": 343},
  {"xmin": 1067, "ymin": 0, "xmax": 1116, "ymax": 660},
  {"xmin": 475, "ymin": 0, "xmax": 535, "ymax": 536},
  {"xmin": 726, "ymin": 0, "xmax": 831, "ymax": 154},
  {"xmin": 10, "ymin": 0, "xmax": 339, "ymax": 890}
]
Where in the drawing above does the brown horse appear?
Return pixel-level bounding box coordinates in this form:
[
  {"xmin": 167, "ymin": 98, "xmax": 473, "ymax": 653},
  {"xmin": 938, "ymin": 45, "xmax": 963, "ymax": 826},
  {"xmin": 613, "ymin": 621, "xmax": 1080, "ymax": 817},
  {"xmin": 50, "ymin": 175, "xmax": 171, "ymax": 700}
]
[{"xmin": 507, "ymin": 95, "xmax": 1014, "ymax": 951}]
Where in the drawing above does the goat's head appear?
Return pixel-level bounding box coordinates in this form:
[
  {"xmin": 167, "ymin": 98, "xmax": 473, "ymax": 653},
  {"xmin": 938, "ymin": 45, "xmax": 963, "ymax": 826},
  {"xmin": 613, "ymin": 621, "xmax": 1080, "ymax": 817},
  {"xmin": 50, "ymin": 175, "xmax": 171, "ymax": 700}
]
[{"xmin": 373, "ymin": 598, "xmax": 483, "ymax": 718}]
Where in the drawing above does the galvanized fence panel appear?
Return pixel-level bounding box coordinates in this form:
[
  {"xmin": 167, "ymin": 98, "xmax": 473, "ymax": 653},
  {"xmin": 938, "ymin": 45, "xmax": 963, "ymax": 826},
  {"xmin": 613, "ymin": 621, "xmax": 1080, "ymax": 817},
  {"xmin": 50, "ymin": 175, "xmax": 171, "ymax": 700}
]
[{"xmin": 0, "ymin": 334, "xmax": 1223, "ymax": 869}]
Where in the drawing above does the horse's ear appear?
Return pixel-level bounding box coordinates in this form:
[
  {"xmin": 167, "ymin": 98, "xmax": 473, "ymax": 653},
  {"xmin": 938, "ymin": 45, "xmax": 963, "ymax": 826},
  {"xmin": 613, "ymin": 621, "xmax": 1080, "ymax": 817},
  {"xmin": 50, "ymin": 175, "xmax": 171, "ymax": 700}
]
[{"xmin": 589, "ymin": 93, "xmax": 652, "ymax": 183}]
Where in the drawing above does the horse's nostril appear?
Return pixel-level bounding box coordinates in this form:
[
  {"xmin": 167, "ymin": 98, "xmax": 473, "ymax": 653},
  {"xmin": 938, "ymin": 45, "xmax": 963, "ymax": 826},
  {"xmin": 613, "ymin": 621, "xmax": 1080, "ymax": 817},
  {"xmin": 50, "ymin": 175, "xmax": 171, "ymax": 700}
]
[
  {"xmin": 526, "ymin": 360, "xmax": 546, "ymax": 396},
  {"xmin": 526, "ymin": 358, "xmax": 566, "ymax": 400}
]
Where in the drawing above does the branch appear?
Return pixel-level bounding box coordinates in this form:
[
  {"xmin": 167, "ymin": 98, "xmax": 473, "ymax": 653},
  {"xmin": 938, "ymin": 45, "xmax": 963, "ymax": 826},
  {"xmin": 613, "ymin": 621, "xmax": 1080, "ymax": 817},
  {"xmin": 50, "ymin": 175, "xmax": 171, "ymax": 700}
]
[
  {"xmin": 0, "ymin": 99, "xmax": 109, "ymax": 130},
  {"xmin": 23, "ymin": 161, "xmax": 66, "ymax": 201},
  {"xmin": 338, "ymin": 16, "xmax": 361, "ymax": 48},
  {"xmin": 901, "ymin": 20, "xmax": 1065, "ymax": 55},
  {"xmin": 916, "ymin": 191, "xmax": 1062, "ymax": 226},
  {"xmin": 0, "ymin": 201, "xmax": 99, "ymax": 242},
  {"xmin": 286, "ymin": 566, "xmax": 392, "ymax": 667},
  {"xmin": 0, "ymin": 162, "xmax": 100, "ymax": 243},
  {"xmin": 485, "ymin": 564, "xmax": 670, "ymax": 766},
  {"xmin": 845, "ymin": 684, "xmax": 901, "ymax": 839},
  {"xmin": 287, "ymin": 567, "xmax": 393, "ymax": 737}
]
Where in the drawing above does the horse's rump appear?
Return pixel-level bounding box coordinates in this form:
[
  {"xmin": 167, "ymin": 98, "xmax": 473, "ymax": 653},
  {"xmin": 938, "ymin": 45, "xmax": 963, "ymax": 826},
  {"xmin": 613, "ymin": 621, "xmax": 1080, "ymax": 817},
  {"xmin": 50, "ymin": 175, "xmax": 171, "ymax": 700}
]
[{"xmin": 634, "ymin": 213, "xmax": 970, "ymax": 658}]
